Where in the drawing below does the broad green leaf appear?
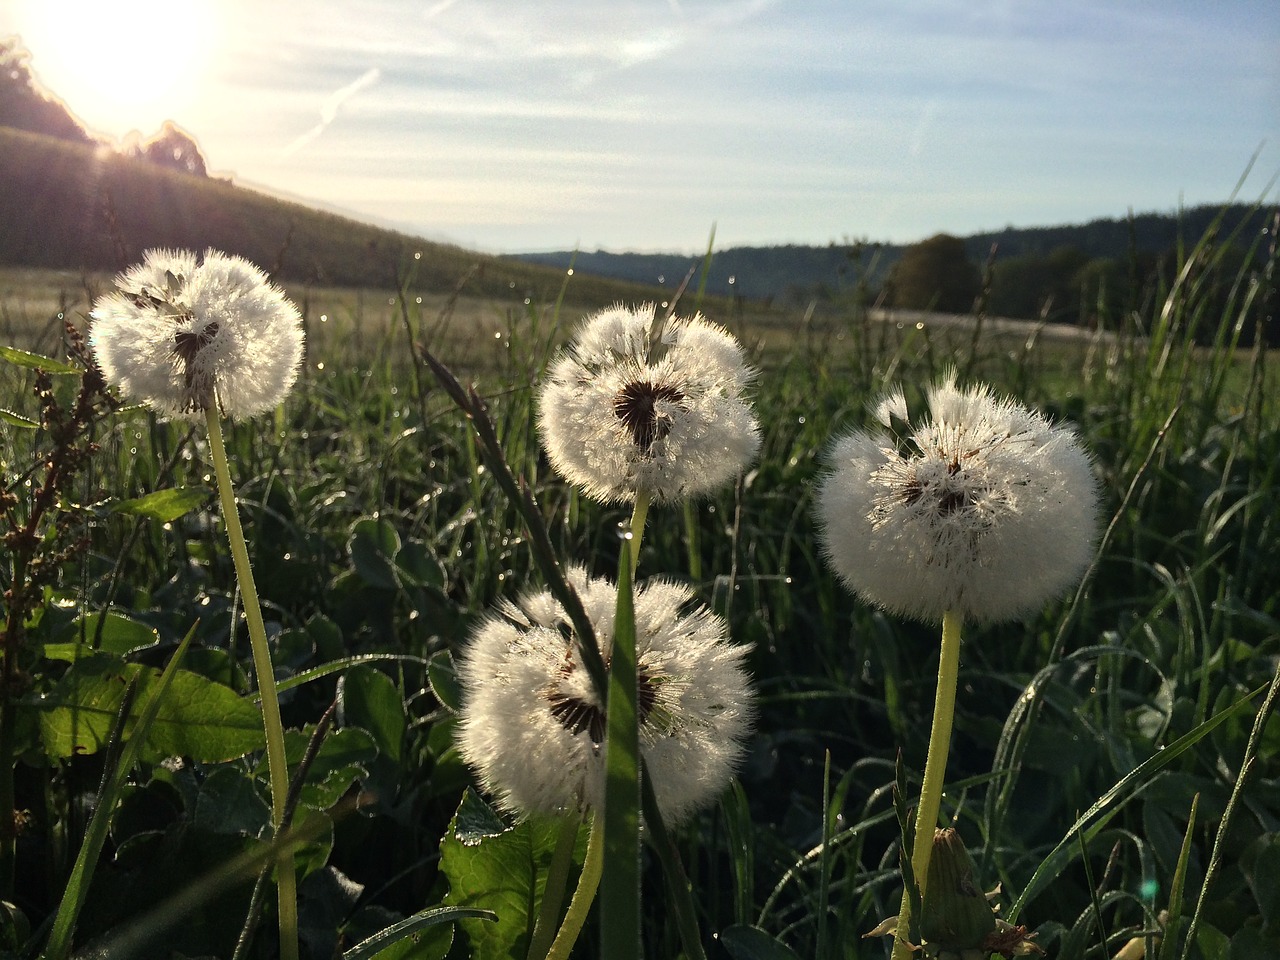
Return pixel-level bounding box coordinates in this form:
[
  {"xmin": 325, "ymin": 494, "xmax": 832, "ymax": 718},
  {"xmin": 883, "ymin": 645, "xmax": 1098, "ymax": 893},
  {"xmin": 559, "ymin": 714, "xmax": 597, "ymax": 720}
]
[
  {"xmin": 0, "ymin": 345, "xmax": 79, "ymax": 374},
  {"xmin": 44, "ymin": 612, "xmax": 160, "ymax": 663},
  {"xmin": 720, "ymin": 925, "xmax": 804, "ymax": 960},
  {"xmin": 440, "ymin": 789, "xmax": 575, "ymax": 960},
  {"xmin": 270, "ymin": 726, "xmax": 378, "ymax": 811},
  {"xmin": 350, "ymin": 517, "xmax": 402, "ymax": 590},
  {"xmin": 338, "ymin": 665, "xmax": 406, "ymax": 763},
  {"xmin": 194, "ymin": 766, "xmax": 272, "ymax": 837},
  {"xmin": 112, "ymin": 486, "xmax": 211, "ymax": 522},
  {"xmin": 396, "ymin": 538, "xmax": 446, "ymax": 590},
  {"xmin": 44, "ymin": 627, "xmax": 196, "ymax": 960},
  {"xmin": 39, "ymin": 656, "xmax": 265, "ymax": 762}
]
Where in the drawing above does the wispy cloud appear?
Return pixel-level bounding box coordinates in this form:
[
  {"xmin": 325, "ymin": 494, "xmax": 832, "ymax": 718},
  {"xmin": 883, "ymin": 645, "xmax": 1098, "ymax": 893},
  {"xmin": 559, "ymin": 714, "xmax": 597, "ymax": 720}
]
[{"xmin": 280, "ymin": 67, "xmax": 382, "ymax": 159}]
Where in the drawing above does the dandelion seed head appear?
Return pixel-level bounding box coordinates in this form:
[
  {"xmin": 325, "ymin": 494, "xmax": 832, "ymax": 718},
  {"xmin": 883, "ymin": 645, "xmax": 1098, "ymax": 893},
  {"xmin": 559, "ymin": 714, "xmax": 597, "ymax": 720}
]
[
  {"xmin": 90, "ymin": 248, "xmax": 304, "ymax": 421},
  {"xmin": 538, "ymin": 303, "xmax": 761, "ymax": 503},
  {"xmin": 455, "ymin": 567, "xmax": 755, "ymax": 824},
  {"xmin": 816, "ymin": 373, "xmax": 1099, "ymax": 623}
]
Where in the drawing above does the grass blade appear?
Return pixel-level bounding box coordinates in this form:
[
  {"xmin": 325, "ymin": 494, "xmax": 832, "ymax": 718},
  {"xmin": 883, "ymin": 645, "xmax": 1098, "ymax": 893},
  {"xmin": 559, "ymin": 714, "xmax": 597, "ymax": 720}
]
[{"xmin": 1010, "ymin": 682, "xmax": 1264, "ymax": 920}]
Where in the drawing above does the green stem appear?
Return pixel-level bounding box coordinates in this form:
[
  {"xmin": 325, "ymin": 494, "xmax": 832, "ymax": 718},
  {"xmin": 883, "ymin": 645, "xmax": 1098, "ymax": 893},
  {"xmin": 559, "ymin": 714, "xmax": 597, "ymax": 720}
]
[
  {"xmin": 626, "ymin": 489, "xmax": 652, "ymax": 580},
  {"xmin": 891, "ymin": 607, "xmax": 962, "ymax": 960},
  {"xmin": 545, "ymin": 814, "xmax": 605, "ymax": 960},
  {"xmin": 526, "ymin": 816, "xmax": 583, "ymax": 960},
  {"xmin": 205, "ymin": 409, "xmax": 298, "ymax": 960}
]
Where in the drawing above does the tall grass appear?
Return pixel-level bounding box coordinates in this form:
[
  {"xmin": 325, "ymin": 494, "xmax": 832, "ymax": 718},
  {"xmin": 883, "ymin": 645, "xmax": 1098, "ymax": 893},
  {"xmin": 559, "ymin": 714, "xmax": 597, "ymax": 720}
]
[{"xmin": 0, "ymin": 207, "xmax": 1277, "ymax": 959}]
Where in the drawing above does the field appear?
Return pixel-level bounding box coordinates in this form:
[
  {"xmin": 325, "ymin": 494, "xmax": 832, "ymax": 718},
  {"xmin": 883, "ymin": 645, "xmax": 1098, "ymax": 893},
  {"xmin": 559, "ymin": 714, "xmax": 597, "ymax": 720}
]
[{"xmin": 1, "ymin": 216, "xmax": 1278, "ymax": 960}]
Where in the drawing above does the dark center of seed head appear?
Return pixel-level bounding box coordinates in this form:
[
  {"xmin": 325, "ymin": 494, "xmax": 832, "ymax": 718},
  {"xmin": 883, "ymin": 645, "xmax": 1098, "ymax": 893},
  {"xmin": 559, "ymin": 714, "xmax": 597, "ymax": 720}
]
[
  {"xmin": 172, "ymin": 320, "xmax": 219, "ymax": 367},
  {"xmin": 613, "ymin": 380, "xmax": 685, "ymax": 451},
  {"xmin": 547, "ymin": 655, "xmax": 659, "ymax": 745}
]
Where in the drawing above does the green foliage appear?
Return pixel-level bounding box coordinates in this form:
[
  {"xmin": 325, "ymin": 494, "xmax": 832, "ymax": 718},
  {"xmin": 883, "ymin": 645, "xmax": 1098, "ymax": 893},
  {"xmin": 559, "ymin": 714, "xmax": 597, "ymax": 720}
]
[
  {"xmin": 439, "ymin": 791, "xmax": 582, "ymax": 960},
  {"xmin": 0, "ymin": 204, "xmax": 1276, "ymax": 959}
]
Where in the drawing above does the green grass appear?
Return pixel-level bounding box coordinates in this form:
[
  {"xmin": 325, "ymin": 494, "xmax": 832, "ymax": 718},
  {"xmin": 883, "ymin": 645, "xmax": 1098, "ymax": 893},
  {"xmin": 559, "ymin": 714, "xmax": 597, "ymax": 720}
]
[{"xmin": 1, "ymin": 211, "xmax": 1278, "ymax": 960}]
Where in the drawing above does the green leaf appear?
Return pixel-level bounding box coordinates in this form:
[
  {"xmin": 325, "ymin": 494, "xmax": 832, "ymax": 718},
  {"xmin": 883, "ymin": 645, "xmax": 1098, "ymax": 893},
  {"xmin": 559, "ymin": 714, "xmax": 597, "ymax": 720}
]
[
  {"xmin": 44, "ymin": 626, "xmax": 196, "ymax": 960},
  {"xmin": 112, "ymin": 486, "xmax": 212, "ymax": 522},
  {"xmin": 349, "ymin": 517, "xmax": 402, "ymax": 590},
  {"xmin": 720, "ymin": 925, "xmax": 804, "ymax": 960},
  {"xmin": 0, "ymin": 408, "xmax": 38, "ymax": 429},
  {"xmin": 44, "ymin": 612, "xmax": 160, "ymax": 662},
  {"xmin": 0, "ymin": 344, "xmax": 79, "ymax": 374},
  {"xmin": 273, "ymin": 726, "xmax": 379, "ymax": 811},
  {"xmin": 338, "ymin": 665, "xmax": 406, "ymax": 763},
  {"xmin": 39, "ymin": 656, "xmax": 266, "ymax": 762},
  {"xmin": 439, "ymin": 789, "xmax": 570, "ymax": 960},
  {"xmin": 194, "ymin": 766, "xmax": 272, "ymax": 837},
  {"xmin": 341, "ymin": 906, "xmax": 496, "ymax": 960},
  {"xmin": 395, "ymin": 538, "xmax": 446, "ymax": 590},
  {"xmin": 427, "ymin": 651, "xmax": 463, "ymax": 714}
]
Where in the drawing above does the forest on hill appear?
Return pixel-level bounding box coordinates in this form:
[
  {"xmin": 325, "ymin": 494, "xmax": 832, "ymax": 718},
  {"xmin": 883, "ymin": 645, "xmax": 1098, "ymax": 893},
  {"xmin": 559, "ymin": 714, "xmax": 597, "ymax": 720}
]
[{"xmin": 509, "ymin": 202, "xmax": 1273, "ymax": 331}]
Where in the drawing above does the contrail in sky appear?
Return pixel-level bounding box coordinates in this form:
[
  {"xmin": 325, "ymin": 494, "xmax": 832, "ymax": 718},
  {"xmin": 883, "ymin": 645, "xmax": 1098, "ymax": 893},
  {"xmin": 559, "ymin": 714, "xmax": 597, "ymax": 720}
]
[{"xmin": 281, "ymin": 67, "xmax": 382, "ymax": 159}]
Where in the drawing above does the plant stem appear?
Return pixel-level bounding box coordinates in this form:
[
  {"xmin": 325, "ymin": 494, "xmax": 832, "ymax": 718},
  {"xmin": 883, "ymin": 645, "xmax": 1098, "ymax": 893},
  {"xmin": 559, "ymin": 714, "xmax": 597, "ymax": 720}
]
[
  {"xmin": 891, "ymin": 607, "xmax": 962, "ymax": 960},
  {"xmin": 526, "ymin": 816, "xmax": 582, "ymax": 960},
  {"xmin": 205, "ymin": 409, "xmax": 298, "ymax": 960},
  {"xmin": 545, "ymin": 814, "xmax": 605, "ymax": 960}
]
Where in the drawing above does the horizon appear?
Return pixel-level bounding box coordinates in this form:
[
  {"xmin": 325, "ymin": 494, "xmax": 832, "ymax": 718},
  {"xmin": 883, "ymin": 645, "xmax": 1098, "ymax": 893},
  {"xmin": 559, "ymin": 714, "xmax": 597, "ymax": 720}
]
[{"xmin": 6, "ymin": 0, "xmax": 1279, "ymax": 256}]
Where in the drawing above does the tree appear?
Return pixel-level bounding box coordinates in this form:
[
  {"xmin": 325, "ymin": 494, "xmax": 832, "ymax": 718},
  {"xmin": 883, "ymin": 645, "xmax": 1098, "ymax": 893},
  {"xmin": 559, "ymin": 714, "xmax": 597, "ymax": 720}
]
[
  {"xmin": 0, "ymin": 37, "xmax": 91, "ymax": 143},
  {"xmin": 886, "ymin": 233, "xmax": 981, "ymax": 313},
  {"xmin": 132, "ymin": 121, "xmax": 209, "ymax": 177}
]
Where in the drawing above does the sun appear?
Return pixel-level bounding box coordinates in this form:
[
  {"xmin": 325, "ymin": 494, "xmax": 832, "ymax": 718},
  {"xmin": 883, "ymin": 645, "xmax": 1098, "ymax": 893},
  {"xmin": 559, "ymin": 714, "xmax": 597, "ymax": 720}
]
[{"xmin": 10, "ymin": 0, "xmax": 219, "ymax": 139}]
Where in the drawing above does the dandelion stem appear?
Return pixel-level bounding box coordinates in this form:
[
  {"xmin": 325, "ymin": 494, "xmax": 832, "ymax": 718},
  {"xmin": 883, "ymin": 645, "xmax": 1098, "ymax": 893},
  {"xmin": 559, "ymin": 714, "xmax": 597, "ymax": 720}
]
[
  {"xmin": 892, "ymin": 607, "xmax": 962, "ymax": 960},
  {"xmin": 526, "ymin": 815, "xmax": 582, "ymax": 960},
  {"xmin": 627, "ymin": 489, "xmax": 652, "ymax": 579},
  {"xmin": 205, "ymin": 409, "xmax": 297, "ymax": 960},
  {"xmin": 545, "ymin": 814, "xmax": 605, "ymax": 960}
]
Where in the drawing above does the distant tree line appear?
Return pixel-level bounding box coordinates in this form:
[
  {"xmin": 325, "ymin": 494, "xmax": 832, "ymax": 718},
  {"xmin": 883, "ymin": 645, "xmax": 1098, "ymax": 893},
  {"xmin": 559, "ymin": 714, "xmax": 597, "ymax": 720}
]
[
  {"xmin": 510, "ymin": 203, "xmax": 1276, "ymax": 345},
  {"xmin": 0, "ymin": 36, "xmax": 209, "ymax": 178}
]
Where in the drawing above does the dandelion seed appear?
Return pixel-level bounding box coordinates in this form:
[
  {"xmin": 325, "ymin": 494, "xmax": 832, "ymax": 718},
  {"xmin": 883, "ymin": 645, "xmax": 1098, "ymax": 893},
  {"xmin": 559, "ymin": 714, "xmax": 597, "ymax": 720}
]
[
  {"xmin": 90, "ymin": 248, "xmax": 304, "ymax": 421},
  {"xmin": 537, "ymin": 303, "xmax": 760, "ymax": 503},
  {"xmin": 816, "ymin": 373, "xmax": 1099, "ymax": 623},
  {"xmin": 455, "ymin": 567, "xmax": 754, "ymax": 825}
]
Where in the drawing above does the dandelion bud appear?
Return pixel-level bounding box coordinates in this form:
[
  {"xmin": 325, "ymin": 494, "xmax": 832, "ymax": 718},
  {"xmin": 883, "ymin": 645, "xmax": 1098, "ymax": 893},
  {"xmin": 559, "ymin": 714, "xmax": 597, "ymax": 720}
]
[{"xmin": 919, "ymin": 828, "xmax": 997, "ymax": 953}]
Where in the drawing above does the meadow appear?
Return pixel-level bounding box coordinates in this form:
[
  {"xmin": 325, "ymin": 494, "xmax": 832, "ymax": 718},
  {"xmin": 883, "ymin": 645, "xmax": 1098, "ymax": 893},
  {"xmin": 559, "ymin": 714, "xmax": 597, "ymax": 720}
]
[{"xmin": 0, "ymin": 209, "xmax": 1277, "ymax": 960}]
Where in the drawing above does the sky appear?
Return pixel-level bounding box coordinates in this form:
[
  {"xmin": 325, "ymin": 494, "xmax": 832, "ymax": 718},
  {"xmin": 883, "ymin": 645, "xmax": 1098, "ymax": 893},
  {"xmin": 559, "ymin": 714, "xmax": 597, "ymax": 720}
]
[{"xmin": 5, "ymin": 0, "xmax": 1279, "ymax": 254}]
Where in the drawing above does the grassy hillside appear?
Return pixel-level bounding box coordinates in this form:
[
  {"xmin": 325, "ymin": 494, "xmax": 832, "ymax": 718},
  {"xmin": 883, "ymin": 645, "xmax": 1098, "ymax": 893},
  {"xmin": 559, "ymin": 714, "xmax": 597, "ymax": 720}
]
[{"xmin": 0, "ymin": 125, "xmax": 665, "ymax": 308}]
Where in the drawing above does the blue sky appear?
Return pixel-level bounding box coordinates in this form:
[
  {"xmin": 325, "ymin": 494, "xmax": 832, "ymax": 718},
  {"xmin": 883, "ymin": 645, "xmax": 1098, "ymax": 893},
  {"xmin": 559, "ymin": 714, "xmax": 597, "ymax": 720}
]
[{"xmin": 8, "ymin": 0, "xmax": 1279, "ymax": 253}]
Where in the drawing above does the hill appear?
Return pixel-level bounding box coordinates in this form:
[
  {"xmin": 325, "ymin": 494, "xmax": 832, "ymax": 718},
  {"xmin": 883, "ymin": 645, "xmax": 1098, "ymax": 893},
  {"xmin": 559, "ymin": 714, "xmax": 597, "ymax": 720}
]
[
  {"xmin": 0, "ymin": 125, "xmax": 664, "ymax": 308},
  {"xmin": 507, "ymin": 203, "xmax": 1268, "ymax": 307}
]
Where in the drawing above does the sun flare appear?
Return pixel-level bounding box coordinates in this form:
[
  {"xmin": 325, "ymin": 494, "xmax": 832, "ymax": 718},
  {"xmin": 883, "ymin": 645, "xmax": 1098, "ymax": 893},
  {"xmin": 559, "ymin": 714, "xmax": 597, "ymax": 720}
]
[{"xmin": 11, "ymin": 0, "xmax": 219, "ymax": 139}]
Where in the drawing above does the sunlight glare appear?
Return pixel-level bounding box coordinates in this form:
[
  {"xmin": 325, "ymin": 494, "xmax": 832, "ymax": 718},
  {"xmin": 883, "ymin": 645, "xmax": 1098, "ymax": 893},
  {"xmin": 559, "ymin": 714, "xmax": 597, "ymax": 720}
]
[{"xmin": 13, "ymin": 0, "xmax": 219, "ymax": 139}]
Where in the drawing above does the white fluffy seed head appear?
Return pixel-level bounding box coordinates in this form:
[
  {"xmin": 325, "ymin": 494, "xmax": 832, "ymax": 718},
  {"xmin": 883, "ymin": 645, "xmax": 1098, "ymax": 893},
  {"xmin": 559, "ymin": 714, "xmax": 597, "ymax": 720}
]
[
  {"xmin": 90, "ymin": 248, "xmax": 304, "ymax": 421},
  {"xmin": 454, "ymin": 567, "xmax": 755, "ymax": 825},
  {"xmin": 816, "ymin": 373, "xmax": 1100, "ymax": 624},
  {"xmin": 537, "ymin": 303, "xmax": 761, "ymax": 503}
]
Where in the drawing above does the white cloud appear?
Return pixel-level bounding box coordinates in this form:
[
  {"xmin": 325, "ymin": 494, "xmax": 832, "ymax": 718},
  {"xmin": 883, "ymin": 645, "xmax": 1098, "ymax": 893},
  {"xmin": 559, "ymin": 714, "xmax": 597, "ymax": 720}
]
[{"xmin": 279, "ymin": 67, "xmax": 382, "ymax": 159}]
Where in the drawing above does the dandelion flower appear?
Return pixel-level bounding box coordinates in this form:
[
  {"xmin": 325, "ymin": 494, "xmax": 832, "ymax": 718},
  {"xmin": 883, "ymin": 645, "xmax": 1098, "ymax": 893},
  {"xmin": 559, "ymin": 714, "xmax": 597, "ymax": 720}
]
[
  {"xmin": 538, "ymin": 303, "xmax": 760, "ymax": 502},
  {"xmin": 817, "ymin": 373, "xmax": 1098, "ymax": 623},
  {"xmin": 90, "ymin": 248, "xmax": 304, "ymax": 421},
  {"xmin": 455, "ymin": 567, "xmax": 754, "ymax": 825}
]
